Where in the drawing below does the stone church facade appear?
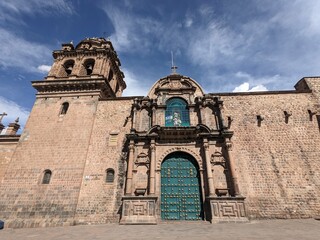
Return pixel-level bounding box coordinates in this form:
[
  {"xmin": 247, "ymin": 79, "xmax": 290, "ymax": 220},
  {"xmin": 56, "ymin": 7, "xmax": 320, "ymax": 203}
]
[{"xmin": 0, "ymin": 38, "xmax": 320, "ymax": 228}]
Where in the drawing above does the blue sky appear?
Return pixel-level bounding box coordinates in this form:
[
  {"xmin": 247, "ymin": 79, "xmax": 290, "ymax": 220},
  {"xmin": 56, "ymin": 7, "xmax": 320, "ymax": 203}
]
[{"xmin": 1, "ymin": 0, "xmax": 320, "ymax": 130}]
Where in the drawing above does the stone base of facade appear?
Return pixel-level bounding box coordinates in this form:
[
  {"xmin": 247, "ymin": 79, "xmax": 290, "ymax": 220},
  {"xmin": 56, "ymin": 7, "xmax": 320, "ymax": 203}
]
[
  {"xmin": 207, "ymin": 196, "xmax": 249, "ymax": 223},
  {"xmin": 120, "ymin": 196, "xmax": 158, "ymax": 225}
]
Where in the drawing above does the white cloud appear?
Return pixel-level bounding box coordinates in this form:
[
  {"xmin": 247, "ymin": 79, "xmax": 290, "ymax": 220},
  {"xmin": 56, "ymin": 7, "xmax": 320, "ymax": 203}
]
[
  {"xmin": 233, "ymin": 82, "xmax": 250, "ymax": 92},
  {"xmin": 0, "ymin": 96, "xmax": 30, "ymax": 133},
  {"xmin": 250, "ymin": 84, "xmax": 268, "ymax": 92},
  {"xmin": 0, "ymin": 28, "xmax": 51, "ymax": 72},
  {"xmin": 232, "ymin": 82, "xmax": 268, "ymax": 92},
  {"xmin": 122, "ymin": 69, "xmax": 150, "ymax": 96},
  {"xmin": 37, "ymin": 65, "xmax": 51, "ymax": 73}
]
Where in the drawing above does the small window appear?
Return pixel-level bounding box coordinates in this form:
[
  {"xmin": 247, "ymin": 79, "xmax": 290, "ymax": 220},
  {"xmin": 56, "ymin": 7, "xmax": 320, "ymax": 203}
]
[
  {"xmin": 42, "ymin": 170, "xmax": 52, "ymax": 184},
  {"xmin": 84, "ymin": 59, "xmax": 95, "ymax": 75},
  {"xmin": 106, "ymin": 169, "xmax": 115, "ymax": 183},
  {"xmin": 60, "ymin": 102, "xmax": 69, "ymax": 115},
  {"xmin": 64, "ymin": 60, "xmax": 74, "ymax": 76}
]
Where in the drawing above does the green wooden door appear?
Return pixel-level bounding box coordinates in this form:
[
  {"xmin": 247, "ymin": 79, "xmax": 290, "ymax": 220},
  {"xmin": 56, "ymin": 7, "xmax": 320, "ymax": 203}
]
[{"xmin": 161, "ymin": 153, "xmax": 203, "ymax": 220}]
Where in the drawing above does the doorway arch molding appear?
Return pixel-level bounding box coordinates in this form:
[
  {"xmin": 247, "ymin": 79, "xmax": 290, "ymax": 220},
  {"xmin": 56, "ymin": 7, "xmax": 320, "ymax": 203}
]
[{"xmin": 156, "ymin": 147, "xmax": 203, "ymax": 171}]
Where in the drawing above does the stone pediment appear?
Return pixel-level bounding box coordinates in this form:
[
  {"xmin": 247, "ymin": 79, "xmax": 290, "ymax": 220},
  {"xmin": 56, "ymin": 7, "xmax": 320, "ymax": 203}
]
[{"xmin": 147, "ymin": 74, "xmax": 204, "ymax": 98}]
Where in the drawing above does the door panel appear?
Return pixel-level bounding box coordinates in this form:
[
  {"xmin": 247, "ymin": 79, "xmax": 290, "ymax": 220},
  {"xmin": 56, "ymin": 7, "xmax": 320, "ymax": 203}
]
[{"xmin": 161, "ymin": 153, "xmax": 203, "ymax": 220}]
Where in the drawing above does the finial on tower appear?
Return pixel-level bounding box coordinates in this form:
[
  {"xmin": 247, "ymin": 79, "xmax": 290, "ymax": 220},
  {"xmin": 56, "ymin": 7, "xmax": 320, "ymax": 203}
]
[{"xmin": 171, "ymin": 51, "xmax": 178, "ymax": 74}]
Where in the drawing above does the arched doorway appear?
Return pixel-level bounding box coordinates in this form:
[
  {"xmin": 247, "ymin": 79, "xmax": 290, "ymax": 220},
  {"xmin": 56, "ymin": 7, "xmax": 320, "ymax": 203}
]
[{"xmin": 161, "ymin": 152, "xmax": 203, "ymax": 220}]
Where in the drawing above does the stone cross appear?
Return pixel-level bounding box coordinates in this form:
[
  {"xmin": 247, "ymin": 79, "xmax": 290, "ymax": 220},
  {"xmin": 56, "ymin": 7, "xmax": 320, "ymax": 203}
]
[{"xmin": 0, "ymin": 112, "xmax": 7, "ymax": 123}]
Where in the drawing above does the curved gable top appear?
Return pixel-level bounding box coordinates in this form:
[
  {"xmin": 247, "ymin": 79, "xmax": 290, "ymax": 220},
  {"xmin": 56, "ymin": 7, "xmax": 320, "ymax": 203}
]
[{"xmin": 147, "ymin": 74, "xmax": 205, "ymax": 98}]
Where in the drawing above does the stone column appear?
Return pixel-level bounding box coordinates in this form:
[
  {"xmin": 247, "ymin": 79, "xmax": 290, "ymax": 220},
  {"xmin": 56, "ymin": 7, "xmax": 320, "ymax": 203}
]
[
  {"xmin": 149, "ymin": 138, "xmax": 156, "ymax": 195},
  {"xmin": 152, "ymin": 106, "xmax": 156, "ymax": 126},
  {"xmin": 203, "ymin": 138, "xmax": 215, "ymax": 196},
  {"xmin": 132, "ymin": 101, "xmax": 138, "ymax": 130},
  {"xmin": 225, "ymin": 140, "xmax": 240, "ymax": 196},
  {"xmin": 198, "ymin": 104, "xmax": 204, "ymax": 124},
  {"xmin": 125, "ymin": 140, "xmax": 135, "ymax": 195}
]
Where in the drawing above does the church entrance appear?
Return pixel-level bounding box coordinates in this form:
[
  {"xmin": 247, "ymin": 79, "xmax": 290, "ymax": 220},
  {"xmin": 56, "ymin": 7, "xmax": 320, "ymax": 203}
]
[{"xmin": 161, "ymin": 152, "xmax": 203, "ymax": 220}]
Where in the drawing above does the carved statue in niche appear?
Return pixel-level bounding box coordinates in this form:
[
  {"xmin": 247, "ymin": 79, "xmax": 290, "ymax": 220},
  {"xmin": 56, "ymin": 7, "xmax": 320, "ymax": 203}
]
[{"xmin": 211, "ymin": 152, "xmax": 229, "ymax": 196}]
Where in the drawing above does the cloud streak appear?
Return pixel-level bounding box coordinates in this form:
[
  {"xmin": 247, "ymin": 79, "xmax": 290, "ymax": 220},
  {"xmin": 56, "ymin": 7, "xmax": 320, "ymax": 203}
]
[
  {"xmin": 0, "ymin": 28, "xmax": 52, "ymax": 73},
  {"xmin": 100, "ymin": 1, "xmax": 320, "ymax": 93},
  {"xmin": 0, "ymin": 0, "xmax": 74, "ymax": 25}
]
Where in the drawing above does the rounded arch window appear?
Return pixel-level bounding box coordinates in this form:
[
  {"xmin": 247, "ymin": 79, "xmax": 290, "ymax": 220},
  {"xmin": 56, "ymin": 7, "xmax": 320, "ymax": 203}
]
[
  {"xmin": 42, "ymin": 169, "xmax": 52, "ymax": 184},
  {"xmin": 165, "ymin": 98, "xmax": 190, "ymax": 127},
  {"xmin": 106, "ymin": 168, "xmax": 115, "ymax": 183},
  {"xmin": 64, "ymin": 60, "xmax": 74, "ymax": 76},
  {"xmin": 84, "ymin": 59, "xmax": 95, "ymax": 75},
  {"xmin": 60, "ymin": 102, "xmax": 69, "ymax": 115}
]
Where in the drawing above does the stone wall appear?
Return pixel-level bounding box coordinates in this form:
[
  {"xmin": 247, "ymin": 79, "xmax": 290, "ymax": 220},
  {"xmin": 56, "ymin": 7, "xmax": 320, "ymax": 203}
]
[
  {"xmin": 219, "ymin": 91, "xmax": 320, "ymax": 219},
  {"xmin": 75, "ymin": 98, "xmax": 133, "ymax": 224},
  {"xmin": 0, "ymin": 95, "xmax": 98, "ymax": 228},
  {"xmin": 0, "ymin": 139, "xmax": 18, "ymax": 183}
]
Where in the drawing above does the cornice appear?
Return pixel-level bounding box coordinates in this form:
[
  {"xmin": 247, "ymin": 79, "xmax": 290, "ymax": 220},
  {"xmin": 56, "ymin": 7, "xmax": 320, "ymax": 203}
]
[{"xmin": 32, "ymin": 78, "xmax": 112, "ymax": 96}]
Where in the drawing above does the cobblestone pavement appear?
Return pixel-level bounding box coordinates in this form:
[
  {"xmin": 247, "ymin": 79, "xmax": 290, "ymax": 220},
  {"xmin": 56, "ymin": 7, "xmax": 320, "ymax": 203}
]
[{"xmin": 0, "ymin": 219, "xmax": 319, "ymax": 240}]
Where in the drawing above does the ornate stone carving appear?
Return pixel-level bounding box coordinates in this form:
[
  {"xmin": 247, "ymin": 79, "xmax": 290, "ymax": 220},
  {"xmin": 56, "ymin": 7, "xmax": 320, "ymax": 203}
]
[
  {"xmin": 169, "ymin": 80, "xmax": 182, "ymax": 89},
  {"xmin": 80, "ymin": 43, "xmax": 91, "ymax": 49},
  {"xmin": 208, "ymin": 197, "xmax": 248, "ymax": 223},
  {"xmin": 135, "ymin": 153, "xmax": 150, "ymax": 165},
  {"xmin": 211, "ymin": 152, "xmax": 226, "ymax": 168},
  {"xmin": 120, "ymin": 196, "xmax": 157, "ymax": 224}
]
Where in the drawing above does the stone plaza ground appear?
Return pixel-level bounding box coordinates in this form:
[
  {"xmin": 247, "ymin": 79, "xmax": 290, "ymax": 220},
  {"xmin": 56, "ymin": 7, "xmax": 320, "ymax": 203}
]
[{"xmin": 0, "ymin": 219, "xmax": 320, "ymax": 240}]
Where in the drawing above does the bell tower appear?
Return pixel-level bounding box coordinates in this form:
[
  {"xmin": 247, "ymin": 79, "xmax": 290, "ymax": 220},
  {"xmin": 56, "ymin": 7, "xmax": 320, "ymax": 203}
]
[
  {"xmin": 0, "ymin": 38, "xmax": 127, "ymax": 228},
  {"xmin": 33, "ymin": 37, "xmax": 126, "ymax": 98}
]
